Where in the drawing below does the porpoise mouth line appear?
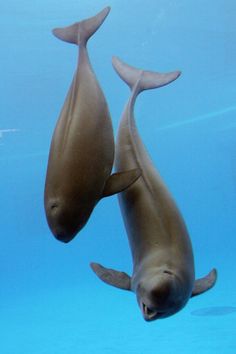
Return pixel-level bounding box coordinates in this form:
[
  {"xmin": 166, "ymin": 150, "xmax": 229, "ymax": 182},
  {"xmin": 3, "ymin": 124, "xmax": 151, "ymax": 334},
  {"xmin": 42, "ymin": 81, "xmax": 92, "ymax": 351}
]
[{"xmin": 141, "ymin": 302, "xmax": 164, "ymax": 320}]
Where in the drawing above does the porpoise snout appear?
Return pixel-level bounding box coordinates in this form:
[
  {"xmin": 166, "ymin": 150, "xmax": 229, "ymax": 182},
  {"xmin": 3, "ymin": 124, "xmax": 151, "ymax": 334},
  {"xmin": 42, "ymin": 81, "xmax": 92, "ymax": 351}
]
[
  {"xmin": 52, "ymin": 227, "xmax": 76, "ymax": 243},
  {"xmin": 137, "ymin": 271, "xmax": 183, "ymax": 321},
  {"xmin": 45, "ymin": 200, "xmax": 81, "ymax": 243}
]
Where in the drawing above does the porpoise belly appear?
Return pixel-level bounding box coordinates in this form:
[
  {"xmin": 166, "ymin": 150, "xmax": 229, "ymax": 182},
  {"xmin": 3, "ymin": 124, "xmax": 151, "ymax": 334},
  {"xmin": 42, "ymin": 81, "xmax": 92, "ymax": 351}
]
[
  {"xmin": 116, "ymin": 113, "xmax": 194, "ymax": 277},
  {"xmin": 45, "ymin": 65, "xmax": 114, "ymax": 205}
]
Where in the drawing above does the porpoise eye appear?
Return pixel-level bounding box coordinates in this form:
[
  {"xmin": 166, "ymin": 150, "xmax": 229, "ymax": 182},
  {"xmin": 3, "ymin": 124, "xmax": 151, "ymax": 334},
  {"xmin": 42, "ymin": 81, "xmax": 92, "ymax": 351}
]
[
  {"xmin": 163, "ymin": 270, "xmax": 173, "ymax": 275},
  {"xmin": 50, "ymin": 202, "xmax": 59, "ymax": 213}
]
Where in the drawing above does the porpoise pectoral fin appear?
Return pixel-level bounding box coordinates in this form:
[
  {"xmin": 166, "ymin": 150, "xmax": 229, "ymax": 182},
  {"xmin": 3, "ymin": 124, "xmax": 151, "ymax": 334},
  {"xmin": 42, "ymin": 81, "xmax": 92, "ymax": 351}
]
[
  {"xmin": 90, "ymin": 262, "xmax": 131, "ymax": 290},
  {"xmin": 191, "ymin": 268, "xmax": 217, "ymax": 297},
  {"xmin": 102, "ymin": 169, "xmax": 141, "ymax": 197}
]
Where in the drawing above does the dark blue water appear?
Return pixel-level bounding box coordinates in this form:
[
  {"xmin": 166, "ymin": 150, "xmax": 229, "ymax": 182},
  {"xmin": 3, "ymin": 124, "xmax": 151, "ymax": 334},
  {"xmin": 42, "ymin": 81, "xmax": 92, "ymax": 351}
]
[{"xmin": 1, "ymin": 1, "xmax": 235, "ymax": 353}]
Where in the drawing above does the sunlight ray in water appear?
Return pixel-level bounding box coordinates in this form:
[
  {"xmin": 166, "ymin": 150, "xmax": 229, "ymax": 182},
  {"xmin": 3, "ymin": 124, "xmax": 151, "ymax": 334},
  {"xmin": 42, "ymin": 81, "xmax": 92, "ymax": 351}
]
[
  {"xmin": 158, "ymin": 106, "xmax": 236, "ymax": 130},
  {"xmin": 0, "ymin": 128, "xmax": 20, "ymax": 138}
]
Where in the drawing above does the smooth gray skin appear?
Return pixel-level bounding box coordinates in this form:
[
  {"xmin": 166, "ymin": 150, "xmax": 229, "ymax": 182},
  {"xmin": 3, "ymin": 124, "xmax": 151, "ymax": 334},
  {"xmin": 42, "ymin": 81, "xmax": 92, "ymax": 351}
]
[
  {"xmin": 44, "ymin": 8, "xmax": 140, "ymax": 243},
  {"xmin": 91, "ymin": 57, "xmax": 217, "ymax": 321}
]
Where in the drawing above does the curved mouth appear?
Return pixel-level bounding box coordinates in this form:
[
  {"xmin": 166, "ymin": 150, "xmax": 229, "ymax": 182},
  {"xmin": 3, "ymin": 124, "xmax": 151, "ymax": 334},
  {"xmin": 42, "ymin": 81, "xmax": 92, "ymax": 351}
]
[{"xmin": 141, "ymin": 303, "xmax": 164, "ymax": 321}]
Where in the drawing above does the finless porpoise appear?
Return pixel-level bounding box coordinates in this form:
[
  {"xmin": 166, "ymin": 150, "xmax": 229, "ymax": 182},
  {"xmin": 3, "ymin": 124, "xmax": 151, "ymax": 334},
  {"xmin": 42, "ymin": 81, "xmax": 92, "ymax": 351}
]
[
  {"xmin": 91, "ymin": 57, "xmax": 217, "ymax": 321},
  {"xmin": 44, "ymin": 9, "xmax": 140, "ymax": 243}
]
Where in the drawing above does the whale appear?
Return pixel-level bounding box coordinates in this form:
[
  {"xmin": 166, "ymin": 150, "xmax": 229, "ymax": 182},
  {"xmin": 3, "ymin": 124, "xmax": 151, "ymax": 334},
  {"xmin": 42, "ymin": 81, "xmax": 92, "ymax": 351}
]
[
  {"xmin": 44, "ymin": 9, "xmax": 140, "ymax": 243},
  {"xmin": 91, "ymin": 57, "xmax": 217, "ymax": 321}
]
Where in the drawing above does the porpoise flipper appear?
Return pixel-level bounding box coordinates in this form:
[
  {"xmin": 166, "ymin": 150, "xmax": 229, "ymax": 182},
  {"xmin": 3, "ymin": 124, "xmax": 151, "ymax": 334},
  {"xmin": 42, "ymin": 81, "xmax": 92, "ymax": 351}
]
[
  {"xmin": 102, "ymin": 169, "xmax": 141, "ymax": 197},
  {"xmin": 191, "ymin": 268, "xmax": 217, "ymax": 297},
  {"xmin": 90, "ymin": 262, "xmax": 131, "ymax": 290}
]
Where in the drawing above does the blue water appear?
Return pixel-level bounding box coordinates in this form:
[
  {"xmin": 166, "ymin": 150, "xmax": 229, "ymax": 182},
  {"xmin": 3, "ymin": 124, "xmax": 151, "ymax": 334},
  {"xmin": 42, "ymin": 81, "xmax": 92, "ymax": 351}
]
[{"xmin": 1, "ymin": 0, "xmax": 235, "ymax": 353}]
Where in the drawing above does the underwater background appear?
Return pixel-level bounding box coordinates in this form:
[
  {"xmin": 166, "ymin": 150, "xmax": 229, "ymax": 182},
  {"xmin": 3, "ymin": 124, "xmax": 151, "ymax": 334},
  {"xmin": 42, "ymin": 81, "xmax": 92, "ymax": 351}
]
[{"xmin": 0, "ymin": 0, "xmax": 235, "ymax": 353}]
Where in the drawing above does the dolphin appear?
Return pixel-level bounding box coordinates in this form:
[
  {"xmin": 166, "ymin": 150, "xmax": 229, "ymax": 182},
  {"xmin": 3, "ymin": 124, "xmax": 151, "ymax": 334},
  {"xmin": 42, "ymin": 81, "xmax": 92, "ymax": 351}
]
[
  {"xmin": 91, "ymin": 57, "xmax": 217, "ymax": 321},
  {"xmin": 44, "ymin": 9, "xmax": 140, "ymax": 243}
]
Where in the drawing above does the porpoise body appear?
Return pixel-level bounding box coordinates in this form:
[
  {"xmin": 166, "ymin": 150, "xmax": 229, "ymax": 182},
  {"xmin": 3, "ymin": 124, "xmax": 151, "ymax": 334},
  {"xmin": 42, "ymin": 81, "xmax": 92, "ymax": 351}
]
[
  {"xmin": 91, "ymin": 57, "xmax": 217, "ymax": 321},
  {"xmin": 44, "ymin": 9, "xmax": 140, "ymax": 243}
]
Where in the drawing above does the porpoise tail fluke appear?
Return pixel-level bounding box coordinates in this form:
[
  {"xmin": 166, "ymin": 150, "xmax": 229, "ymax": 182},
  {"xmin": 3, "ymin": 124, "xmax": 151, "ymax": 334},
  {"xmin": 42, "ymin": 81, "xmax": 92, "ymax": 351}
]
[
  {"xmin": 52, "ymin": 7, "xmax": 110, "ymax": 45},
  {"xmin": 112, "ymin": 56, "xmax": 181, "ymax": 93}
]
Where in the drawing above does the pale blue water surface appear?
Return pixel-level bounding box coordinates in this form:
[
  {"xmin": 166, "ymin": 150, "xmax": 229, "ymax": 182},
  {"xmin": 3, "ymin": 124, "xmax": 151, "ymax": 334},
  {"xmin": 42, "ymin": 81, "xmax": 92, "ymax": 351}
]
[{"xmin": 1, "ymin": 1, "xmax": 236, "ymax": 353}]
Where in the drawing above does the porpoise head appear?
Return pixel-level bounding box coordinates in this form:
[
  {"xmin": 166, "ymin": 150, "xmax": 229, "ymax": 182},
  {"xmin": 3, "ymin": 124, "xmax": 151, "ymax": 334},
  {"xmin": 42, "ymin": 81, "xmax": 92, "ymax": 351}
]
[
  {"xmin": 135, "ymin": 269, "xmax": 187, "ymax": 321},
  {"xmin": 45, "ymin": 198, "xmax": 92, "ymax": 243}
]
